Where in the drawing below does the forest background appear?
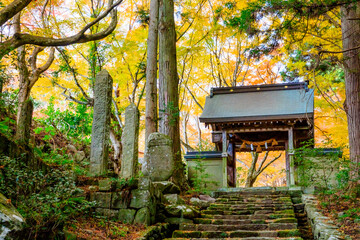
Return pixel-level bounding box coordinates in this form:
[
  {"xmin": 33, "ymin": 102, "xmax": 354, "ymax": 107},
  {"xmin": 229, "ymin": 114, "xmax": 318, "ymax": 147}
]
[{"xmin": 0, "ymin": 0, "xmax": 348, "ymax": 187}]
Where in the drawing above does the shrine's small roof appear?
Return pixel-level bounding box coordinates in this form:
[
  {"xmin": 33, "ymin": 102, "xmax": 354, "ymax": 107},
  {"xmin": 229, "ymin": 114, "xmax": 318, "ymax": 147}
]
[{"xmin": 200, "ymin": 82, "xmax": 314, "ymax": 123}]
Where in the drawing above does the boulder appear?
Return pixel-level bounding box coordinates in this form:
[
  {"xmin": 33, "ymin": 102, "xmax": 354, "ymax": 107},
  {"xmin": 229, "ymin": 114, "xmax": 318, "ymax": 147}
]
[
  {"xmin": 130, "ymin": 190, "xmax": 151, "ymax": 209},
  {"xmin": 190, "ymin": 197, "xmax": 210, "ymax": 208},
  {"xmin": 199, "ymin": 194, "xmax": 216, "ymax": 203},
  {"xmin": 164, "ymin": 194, "xmax": 184, "ymax": 205},
  {"xmin": 165, "ymin": 204, "xmax": 199, "ymax": 219},
  {"xmin": 118, "ymin": 209, "xmax": 136, "ymax": 224},
  {"xmin": 153, "ymin": 181, "xmax": 180, "ymax": 195},
  {"xmin": 0, "ymin": 193, "xmax": 24, "ymax": 238},
  {"xmin": 143, "ymin": 133, "xmax": 174, "ymax": 181},
  {"xmin": 74, "ymin": 151, "xmax": 86, "ymax": 162},
  {"xmin": 134, "ymin": 207, "xmax": 151, "ymax": 225}
]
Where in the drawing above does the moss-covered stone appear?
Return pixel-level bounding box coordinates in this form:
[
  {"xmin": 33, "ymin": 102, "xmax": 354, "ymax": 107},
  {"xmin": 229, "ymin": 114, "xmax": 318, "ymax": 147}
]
[
  {"xmin": 98, "ymin": 179, "xmax": 114, "ymax": 191},
  {"xmin": 118, "ymin": 209, "xmax": 136, "ymax": 224},
  {"xmin": 0, "ymin": 193, "xmax": 24, "ymax": 237},
  {"xmin": 134, "ymin": 207, "xmax": 151, "ymax": 225},
  {"xmin": 274, "ymin": 218, "xmax": 298, "ymax": 223},
  {"xmin": 111, "ymin": 192, "xmax": 130, "ymax": 209},
  {"xmin": 130, "ymin": 189, "xmax": 151, "ymax": 209},
  {"xmin": 90, "ymin": 192, "xmax": 111, "ymax": 208},
  {"xmin": 172, "ymin": 230, "xmax": 202, "ymax": 238},
  {"xmin": 277, "ymin": 229, "xmax": 301, "ymax": 237},
  {"xmin": 229, "ymin": 231, "xmax": 259, "ymax": 238}
]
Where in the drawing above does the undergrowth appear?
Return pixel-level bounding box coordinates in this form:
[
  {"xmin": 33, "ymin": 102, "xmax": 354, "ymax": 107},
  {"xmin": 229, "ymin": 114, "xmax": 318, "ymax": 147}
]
[{"xmin": 0, "ymin": 155, "xmax": 94, "ymax": 239}]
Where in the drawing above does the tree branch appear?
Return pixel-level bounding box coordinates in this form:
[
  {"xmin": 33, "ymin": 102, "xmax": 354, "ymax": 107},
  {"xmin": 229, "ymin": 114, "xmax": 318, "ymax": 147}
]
[
  {"xmin": 0, "ymin": 0, "xmax": 123, "ymax": 59},
  {"xmin": 0, "ymin": 0, "xmax": 32, "ymax": 27}
]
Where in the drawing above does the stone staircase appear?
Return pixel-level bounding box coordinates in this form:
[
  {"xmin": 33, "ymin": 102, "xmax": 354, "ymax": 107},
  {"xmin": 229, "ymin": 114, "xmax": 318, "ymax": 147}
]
[{"xmin": 167, "ymin": 190, "xmax": 304, "ymax": 239}]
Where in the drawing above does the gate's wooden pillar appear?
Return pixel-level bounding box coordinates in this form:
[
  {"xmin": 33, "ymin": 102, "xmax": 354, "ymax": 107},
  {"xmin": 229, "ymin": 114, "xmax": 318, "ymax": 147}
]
[
  {"xmin": 288, "ymin": 127, "xmax": 295, "ymax": 186},
  {"xmin": 285, "ymin": 141, "xmax": 290, "ymax": 186},
  {"xmin": 222, "ymin": 130, "xmax": 228, "ymax": 188}
]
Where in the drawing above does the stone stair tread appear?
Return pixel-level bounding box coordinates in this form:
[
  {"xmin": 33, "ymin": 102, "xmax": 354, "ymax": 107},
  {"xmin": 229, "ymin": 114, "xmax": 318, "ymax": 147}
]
[
  {"xmin": 172, "ymin": 229, "xmax": 301, "ymax": 238},
  {"xmin": 166, "ymin": 238, "xmax": 302, "ymax": 240},
  {"xmin": 201, "ymin": 214, "xmax": 296, "ymax": 220},
  {"xmin": 180, "ymin": 223, "xmax": 298, "ymax": 231}
]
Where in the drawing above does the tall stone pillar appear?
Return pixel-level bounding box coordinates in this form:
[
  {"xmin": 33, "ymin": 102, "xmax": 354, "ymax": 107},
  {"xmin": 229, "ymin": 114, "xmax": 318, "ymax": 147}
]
[
  {"xmin": 120, "ymin": 103, "xmax": 140, "ymax": 179},
  {"xmin": 90, "ymin": 70, "xmax": 113, "ymax": 176}
]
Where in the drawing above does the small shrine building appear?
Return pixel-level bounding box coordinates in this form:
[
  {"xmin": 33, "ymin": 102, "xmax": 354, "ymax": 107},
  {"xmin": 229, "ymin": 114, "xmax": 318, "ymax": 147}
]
[{"xmin": 195, "ymin": 82, "xmax": 314, "ymax": 187}]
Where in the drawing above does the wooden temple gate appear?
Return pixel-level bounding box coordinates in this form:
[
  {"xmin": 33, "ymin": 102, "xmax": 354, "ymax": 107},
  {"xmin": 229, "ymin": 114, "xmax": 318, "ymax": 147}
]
[{"xmin": 199, "ymin": 82, "xmax": 314, "ymax": 187}]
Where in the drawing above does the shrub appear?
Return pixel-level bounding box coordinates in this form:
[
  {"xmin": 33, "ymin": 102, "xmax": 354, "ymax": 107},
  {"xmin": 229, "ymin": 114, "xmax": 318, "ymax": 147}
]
[{"xmin": 0, "ymin": 155, "xmax": 94, "ymax": 239}]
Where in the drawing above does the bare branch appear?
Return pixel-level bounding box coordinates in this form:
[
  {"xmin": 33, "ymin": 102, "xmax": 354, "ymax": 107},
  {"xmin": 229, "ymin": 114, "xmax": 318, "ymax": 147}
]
[
  {"xmin": 0, "ymin": 0, "xmax": 123, "ymax": 59},
  {"xmin": 56, "ymin": 47, "xmax": 90, "ymax": 100}
]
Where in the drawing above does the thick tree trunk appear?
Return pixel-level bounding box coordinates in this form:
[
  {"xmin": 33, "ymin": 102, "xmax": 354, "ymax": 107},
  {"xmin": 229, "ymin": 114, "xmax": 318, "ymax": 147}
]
[
  {"xmin": 16, "ymin": 45, "xmax": 32, "ymax": 144},
  {"xmin": 15, "ymin": 99, "xmax": 33, "ymax": 144},
  {"xmin": 341, "ymin": 3, "xmax": 360, "ymax": 190},
  {"xmin": 145, "ymin": 0, "xmax": 159, "ymax": 143},
  {"xmin": 159, "ymin": 0, "xmax": 186, "ymax": 189}
]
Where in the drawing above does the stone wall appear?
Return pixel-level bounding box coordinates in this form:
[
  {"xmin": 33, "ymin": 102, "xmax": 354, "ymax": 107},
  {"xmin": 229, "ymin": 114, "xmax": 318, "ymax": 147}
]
[
  {"xmin": 302, "ymin": 194, "xmax": 348, "ymax": 240},
  {"xmin": 89, "ymin": 177, "xmax": 156, "ymax": 226}
]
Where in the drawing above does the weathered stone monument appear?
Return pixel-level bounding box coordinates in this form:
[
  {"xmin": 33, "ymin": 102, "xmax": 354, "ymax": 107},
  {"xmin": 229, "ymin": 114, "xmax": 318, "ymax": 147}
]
[
  {"xmin": 120, "ymin": 103, "xmax": 139, "ymax": 179},
  {"xmin": 89, "ymin": 70, "xmax": 113, "ymax": 176},
  {"xmin": 143, "ymin": 132, "xmax": 174, "ymax": 181}
]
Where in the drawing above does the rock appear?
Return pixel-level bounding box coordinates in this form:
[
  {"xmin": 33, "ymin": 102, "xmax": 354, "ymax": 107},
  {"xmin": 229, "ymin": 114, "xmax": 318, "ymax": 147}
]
[
  {"xmin": 0, "ymin": 193, "xmax": 24, "ymax": 238},
  {"xmin": 98, "ymin": 179, "xmax": 114, "ymax": 192},
  {"xmin": 111, "ymin": 192, "xmax": 130, "ymax": 209},
  {"xmin": 199, "ymin": 194, "xmax": 216, "ymax": 203},
  {"xmin": 74, "ymin": 151, "xmax": 86, "ymax": 162},
  {"xmin": 120, "ymin": 103, "xmax": 140, "ymax": 179},
  {"xmin": 190, "ymin": 197, "xmax": 210, "ymax": 208},
  {"xmin": 153, "ymin": 181, "xmax": 180, "ymax": 194},
  {"xmin": 130, "ymin": 190, "xmax": 151, "ymax": 209},
  {"xmin": 165, "ymin": 204, "xmax": 199, "ymax": 219},
  {"xmin": 118, "ymin": 209, "xmax": 136, "ymax": 224},
  {"xmin": 88, "ymin": 185, "xmax": 98, "ymax": 191},
  {"xmin": 134, "ymin": 207, "xmax": 151, "ymax": 225},
  {"xmin": 143, "ymin": 133, "xmax": 174, "ymax": 181},
  {"xmin": 89, "ymin": 70, "xmax": 113, "ymax": 176},
  {"xmin": 337, "ymin": 212, "xmax": 345, "ymax": 217},
  {"xmin": 138, "ymin": 177, "xmax": 152, "ymax": 190},
  {"xmin": 95, "ymin": 208, "xmax": 119, "ymax": 218},
  {"xmin": 90, "ymin": 192, "xmax": 111, "ymax": 208},
  {"xmin": 164, "ymin": 194, "xmax": 185, "ymax": 205},
  {"xmin": 165, "ymin": 218, "xmax": 193, "ymax": 224},
  {"xmin": 67, "ymin": 144, "xmax": 77, "ymax": 154}
]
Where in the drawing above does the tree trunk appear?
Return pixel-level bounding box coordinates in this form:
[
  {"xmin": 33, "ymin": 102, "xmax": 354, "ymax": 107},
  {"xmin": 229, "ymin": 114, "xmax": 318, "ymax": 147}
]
[
  {"xmin": 341, "ymin": 3, "xmax": 360, "ymax": 191},
  {"xmin": 145, "ymin": 0, "xmax": 159, "ymax": 143},
  {"xmin": 110, "ymin": 128, "xmax": 122, "ymax": 174},
  {"xmin": 15, "ymin": 99, "xmax": 33, "ymax": 144},
  {"xmin": 15, "ymin": 45, "xmax": 32, "ymax": 144},
  {"xmin": 245, "ymin": 152, "xmax": 258, "ymax": 187},
  {"xmin": 159, "ymin": 0, "xmax": 186, "ymax": 189}
]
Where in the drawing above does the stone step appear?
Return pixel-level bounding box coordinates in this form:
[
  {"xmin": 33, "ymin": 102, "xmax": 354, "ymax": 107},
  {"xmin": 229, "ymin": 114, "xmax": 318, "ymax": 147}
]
[
  {"xmin": 200, "ymin": 213, "xmax": 296, "ymax": 220},
  {"xmin": 172, "ymin": 229, "xmax": 301, "ymax": 238},
  {"xmin": 216, "ymin": 196, "xmax": 292, "ymax": 201},
  {"xmin": 194, "ymin": 218, "xmax": 298, "ymax": 225},
  {"xmin": 201, "ymin": 208, "xmax": 294, "ymax": 215},
  {"xmin": 216, "ymin": 192, "xmax": 289, "ymax": 197},
  {"xmin": 215, "ymin": 199, "xmax": 293, "ymax": 204},
  {"xmin": 180, "ymin": 223, "xmax": 298, "ymax": 231},
  {"xmin": 166, "ymin": 237, "xmax": 302, "ymax": 240},
  {"xmin": 207, "ymin": 205, "xmax": 293, "ymax": 211}
]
